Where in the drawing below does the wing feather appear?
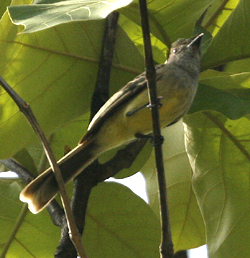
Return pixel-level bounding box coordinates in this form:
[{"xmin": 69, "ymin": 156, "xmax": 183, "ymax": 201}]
[{"xmin": 79, "ymin": 64, "xmax": 164, "ymax": 143}]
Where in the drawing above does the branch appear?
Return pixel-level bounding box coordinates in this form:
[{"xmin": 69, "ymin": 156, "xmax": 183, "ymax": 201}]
[
  {"xmin": 0, "ymin": 158, "xmax": 34, "ymax": 183},
  {"xmin": 138, "ymin": 0, "xmax": 173, "ymax": 257},
  {"xmin": 173, "ymin": 250, "xmax": 188, "ymax": 258},
  {"xmin": 0, "ymin": 77, "xmax": 88, "ymax": 258},
  {"xmin": 97, "ymin": 138, "xmax": 148, "ymax": 181},
  {"xmin": 55, "ymin": 11, "xmax": 120, "ymax": 257},
  {"xmin": 90, "ymin": 11, "xmax": 120, "ymax": 118}
]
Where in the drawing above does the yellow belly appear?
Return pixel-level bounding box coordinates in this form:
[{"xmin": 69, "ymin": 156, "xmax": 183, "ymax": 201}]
[{"xmin": 93, "ymin": 66, "xmax": 197, "ymax": 153}]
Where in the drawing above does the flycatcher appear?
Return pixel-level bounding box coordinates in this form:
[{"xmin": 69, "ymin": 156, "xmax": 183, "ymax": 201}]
[{"xmin": 20, "ymin": 33, "xmax": 203, "ymax": 213}]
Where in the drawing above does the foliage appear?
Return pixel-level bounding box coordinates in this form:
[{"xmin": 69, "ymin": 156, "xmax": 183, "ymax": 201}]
[
  {"xmin": 0, "ymin": 0, "xmax": 250, "ymax": 257},
  {"xmin": 8, "ymin": 0, "xmax": 133, "ymax": 33}
]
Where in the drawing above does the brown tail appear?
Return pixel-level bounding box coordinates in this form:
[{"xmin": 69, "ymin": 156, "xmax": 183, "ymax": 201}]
[{"xmin": 20, "ymin": 139, "xmax": 98, "ymax": 213}]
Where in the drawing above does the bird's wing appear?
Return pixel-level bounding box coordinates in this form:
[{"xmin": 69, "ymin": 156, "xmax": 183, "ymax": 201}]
[{"xmin": 79, "ymin": 64, "xmax": 165, "ymax": 143}]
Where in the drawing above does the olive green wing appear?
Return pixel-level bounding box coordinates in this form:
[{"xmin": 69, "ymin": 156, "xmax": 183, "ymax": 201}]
[{"xmin": 79, "ymin": 64, "xmax": 164, "ymax": 143}]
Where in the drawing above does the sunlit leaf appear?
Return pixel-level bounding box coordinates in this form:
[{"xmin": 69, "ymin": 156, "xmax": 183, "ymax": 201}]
[
  {"xmin": 202, "ymin": 0, "xmax": 239, "ymax": 36},
  {"xmin": 121, "ymin": 0, "xmax": 213, "ymax": 46},
  {"xmin": 184, "ymin": 112, "xmax": 250, "ymax": 258},
  {"xmin": 202, "ymin": 0, "xmax": 250, "ymax": 69},
  {"xmin": 8, "ymin": 0, "xmax": 133, "ymax": 33},
  {"xmin": 0, "ymin": 4, "xmax": 144, "ymax": 159},
  {"xmin": 84, "ymin": 182, "xmax": 161, "ymax": 257}
]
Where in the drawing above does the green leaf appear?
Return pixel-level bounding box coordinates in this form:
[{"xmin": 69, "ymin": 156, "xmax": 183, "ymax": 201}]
[
  {"xmin": 190, "ymin": 85, "xmax": 250, "ymax": 120},
  {"xmin": 121, "ymin": 0, "xmax": 214, "ymax": 46},
  {"xmin": 83, "ymin": 182, "xmax": 161, "ymax": 257},
  {"xmin": 184, "ymin": 112, "xmax": 250, "ymax": 258},
  {"xmin": 200, "ymin": 69, "xmax": 250, "ymax": 90},
  {"xmin": 201, "ymin": 0, "xmax": 238, "ymax": 36},
  {"xmin": 201, "ymin": 0, "xmax": 250, "ymax": 69},
  {"xmin": 141, "ymin": 121, "xmax": 205, "ymax": 251},
  {"xmin": 10, "ymin": 113, "xmax": 90, "ymax": 175},
  {"xmin": 13, "ymin": 148, "xmax": 39, "ymax": 176},
  {"xmin": 0, "ymin": 0, "xmax": 11, "ymax": 19},
  {"xmin": 8, "ymin": 0, "xmax": 133, "ymax": 33},
  {"xmin": 224, "ymin": 58, "xmax": 250, "ymax": 74},
  {"xmin": 0, "ymin": 180, "xmax": 160, "ymax": 257},
  {"xmin": 189, "ymin": 70, "xmax": 250, "ymax": 119},
  {"xmin": 0, "ymin": 180, "xmax": 61, "ymax": 257},
  {"xmin": 0, "ymin": 5, "xmax": 144, "ymax": 159},
  {"xmin": 118, "ymin": 14, "xmax": 168, "ymax": 64}
]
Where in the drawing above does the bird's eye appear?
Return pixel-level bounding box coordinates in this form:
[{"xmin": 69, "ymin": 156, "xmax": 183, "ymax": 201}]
[{"xmin": 172, "ymin": 48, "xmax": 177, "ymax": 53}]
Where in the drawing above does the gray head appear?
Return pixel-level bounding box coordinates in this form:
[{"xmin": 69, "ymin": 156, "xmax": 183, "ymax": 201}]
[{"xmin": 167, "ymin": 33, "xmax": 203, "ymax": 76}]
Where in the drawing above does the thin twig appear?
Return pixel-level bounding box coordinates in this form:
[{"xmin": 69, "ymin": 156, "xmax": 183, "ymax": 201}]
[
  {"xmin": 0, "ymin": 77, "xmax": 88, "ymax": 258},
  {"xmin": 138, "ymin": 0, "xmax": 173, "ymax": 257}
]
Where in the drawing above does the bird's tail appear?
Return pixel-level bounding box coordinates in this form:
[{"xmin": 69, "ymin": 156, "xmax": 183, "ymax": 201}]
[{"xmin": 20, "ymin": 138, "xmax": 98, "ymax": 213}]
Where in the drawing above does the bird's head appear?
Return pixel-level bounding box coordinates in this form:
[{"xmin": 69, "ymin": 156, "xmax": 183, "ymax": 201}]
[{"xmin": 167, "ymin": 33, "xmax": 203, "ymax": 72}]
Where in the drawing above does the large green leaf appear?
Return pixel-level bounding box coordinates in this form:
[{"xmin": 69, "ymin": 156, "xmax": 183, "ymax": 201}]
[
  {"xmin": 191, "ymin": 84, "xmax": 250, "ymax": 119},
  {"xmin": 141, "ymin": 121, "xmax": 206, "ymax": 251},
  {"xmin": 121, "ymin": 0, "xmax": 213, "ymax": 46},
  {"xmin": 189, "ymin": 69, "xmax": 250, "ymax": 119},
  {"xmin": 83, "ymin": 182, "xmax": 161, "ymax": 257},
  {"xmin": 0, "ymin": 0, "xmax": 10, "ymax": 18},
  {"xmin": 184, "ymin": 112, "xmax": 250, "ymax": 258},
  {"xmin": 0, "ymin": 2, "xmax": 144, "ymax": 159},
  {"xmin": 11, "ymin": 113, "xmax": 91, "ymax": 175},
  {"xmin": 202, "ymin": 0, "xmax": 239, "ymax": 36},
  {"xmin": 0, "ymin": 180, "xmax": 61, "ymax": 257},
  {"xmin": 118, "ymin": 14, "xmax": 167, "ymax": 64},
  {"xmin": 202, "ymin": 0, "xmax": 250, "ymax": 69},
  {"xmin": 8, "ymin": 0, "xmax": 133, "ymax": 33},
  {"xmin": 0, "ymin": 179, "xmax": 161, "ymax": 257}
]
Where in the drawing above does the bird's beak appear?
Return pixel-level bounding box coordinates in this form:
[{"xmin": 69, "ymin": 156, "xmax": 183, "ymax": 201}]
[{"xmin": 187, "ymin": 33, "xmax": 204, "ymax": 48}]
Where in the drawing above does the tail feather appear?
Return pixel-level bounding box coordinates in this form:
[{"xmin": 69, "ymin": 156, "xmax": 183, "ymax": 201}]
[{"xmin": 20, "ymin": 139, "xmax": 98, "ymax": 213}]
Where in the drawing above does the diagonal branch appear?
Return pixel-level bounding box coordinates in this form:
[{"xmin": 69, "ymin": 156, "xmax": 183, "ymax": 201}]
[{"xmin": 0, "ymin": 76, "xmax": 88, "ymax": 258}]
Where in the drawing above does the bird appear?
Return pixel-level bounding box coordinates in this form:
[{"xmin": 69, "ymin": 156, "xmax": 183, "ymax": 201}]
[{"xmin": 20, "ymin": 33, "xmax": 203, "ymax": 214}]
